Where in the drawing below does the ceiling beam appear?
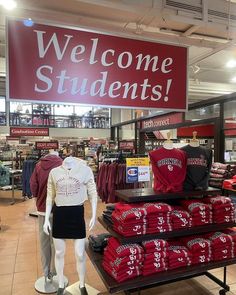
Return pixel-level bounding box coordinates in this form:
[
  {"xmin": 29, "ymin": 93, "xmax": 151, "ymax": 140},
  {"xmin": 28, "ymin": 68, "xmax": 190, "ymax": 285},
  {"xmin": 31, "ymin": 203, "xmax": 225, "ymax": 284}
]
[{"xmin": 182, "ymin": 25, "xmax": 200, "ymax": 36}]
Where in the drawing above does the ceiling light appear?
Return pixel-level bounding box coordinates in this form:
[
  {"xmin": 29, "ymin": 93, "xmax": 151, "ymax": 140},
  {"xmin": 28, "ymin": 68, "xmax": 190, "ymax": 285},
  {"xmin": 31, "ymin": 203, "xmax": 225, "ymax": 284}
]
[
  {"xmin": 0, "ymin": 0, "xmax": 17, "ymax": 10},
  {"xmin": 231, "ymin": 76, "xmax": 236, "ymax": 83},
  {"xmin": 226, "ymin": 60, "xmax": 236, "ymax": 68}
]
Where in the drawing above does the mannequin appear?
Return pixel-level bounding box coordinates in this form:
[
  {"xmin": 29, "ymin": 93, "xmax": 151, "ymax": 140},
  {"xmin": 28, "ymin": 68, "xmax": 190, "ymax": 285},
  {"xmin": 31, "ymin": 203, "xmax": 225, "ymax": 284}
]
[
  {"xmin": 43, "ymin": 156, "xmax": 97, "ymax": 295},
  {"xmin": 30, "ymin": 149, "xmax": 63, "ymax": 283},
  {"xmin": 163, "ymin": 132, "xmax": 174, "ymax": 150},
  {"xmin": 189, "ymin": 131, "xmax": 200, "ymax": 147}
]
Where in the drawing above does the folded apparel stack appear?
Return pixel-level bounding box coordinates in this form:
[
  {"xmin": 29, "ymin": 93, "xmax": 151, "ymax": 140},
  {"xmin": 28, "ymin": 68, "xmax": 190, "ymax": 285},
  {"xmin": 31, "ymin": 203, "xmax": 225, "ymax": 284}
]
[
  {"xmin": 142, "ymin": 239, "xmax": 168, "ymax": 276},
  {"xmin": 102, "ymin": 237, "xmax": 144, "ymax": 282},
  {"xmin": 204, "ymin": 232, "xmax": 234, "ymax": 261},
  {"xmin": 223, "ymin": 228, "xmax": 236, "ymax": 257},
  {"xmin": 181, "ymin": 236, "xmax": 211, "ymax": 264},
  {"xmin": 203, "ymin": 196, "xmax": 235, "ymax": 224},
  {"xmin": 112, "ymin": 202, "xmax": 148, "ymax": 237},
  {"xmin": 170, "ymin": 206, "xmax": 192, "ymax": 230},
  {"xmin": 180, "ymin": 199, "xmax": 212, "ymax": 226},
  {"xmin": 167, "ymin": 241, "xmax": 192, "ymax": 269},
  {"xmin": 143, "ymin": 202, "xmax": 172, "ymax": 234}
]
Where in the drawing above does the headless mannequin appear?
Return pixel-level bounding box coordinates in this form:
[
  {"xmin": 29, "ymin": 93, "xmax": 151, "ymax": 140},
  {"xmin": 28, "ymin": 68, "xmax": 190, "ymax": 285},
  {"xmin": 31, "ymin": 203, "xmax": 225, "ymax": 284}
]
[
  {"xmin": 43, "ymin": 157, "xmax": 97, "ymax": 295},
  {"xmin": 189, "ymin": 131, "xmax": 200, "ymax": 147},
  {"xmin": 163, "ymin": 132, "xmax": 174, "ymax": 150}
]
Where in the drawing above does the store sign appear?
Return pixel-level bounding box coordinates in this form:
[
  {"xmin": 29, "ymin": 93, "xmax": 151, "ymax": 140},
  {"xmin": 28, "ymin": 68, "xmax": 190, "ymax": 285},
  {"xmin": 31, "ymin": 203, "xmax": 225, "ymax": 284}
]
[
  {"xmin": 141, "ymin": 113, "xmax": 183, "ymax": 129},
  {"xmin": 119, "ymin": 141, "xmax": 135, "ymax": 150},
  {"xmin": 7, "ymin": 19, "xmax": 187, "ymax": 111},
  {"xmin": 126, "ymin": 158, "xmax": 150, "ymax": 183},
  {"xmin": 35, "ymin": 141, "xmax": 58, "ymax": 150},
  {"xmin": 10, "ymin": 127, "xmax": 49, "ymax": 136}
]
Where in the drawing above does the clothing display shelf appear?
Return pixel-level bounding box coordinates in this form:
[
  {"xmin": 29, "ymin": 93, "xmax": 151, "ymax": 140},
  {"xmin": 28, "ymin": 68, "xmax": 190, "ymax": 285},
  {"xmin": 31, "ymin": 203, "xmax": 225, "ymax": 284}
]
[{"xmin": 87, "ymin": 187, "xmax": 236, "ymax": 295}]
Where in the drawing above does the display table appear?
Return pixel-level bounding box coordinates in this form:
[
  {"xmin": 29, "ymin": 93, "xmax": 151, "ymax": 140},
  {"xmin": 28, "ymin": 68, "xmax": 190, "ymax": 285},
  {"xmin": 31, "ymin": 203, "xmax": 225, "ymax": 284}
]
[{"xmin": 86, "ymin": 187, "xmax": 236, "ymax": 295}]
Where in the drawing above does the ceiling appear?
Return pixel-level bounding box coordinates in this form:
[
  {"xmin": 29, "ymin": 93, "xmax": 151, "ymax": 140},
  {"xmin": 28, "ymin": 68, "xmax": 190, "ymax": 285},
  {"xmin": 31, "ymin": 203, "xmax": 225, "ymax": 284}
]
[{"xmin": 1, "ymin": 0, "xmax": 236, "ymax": 105}]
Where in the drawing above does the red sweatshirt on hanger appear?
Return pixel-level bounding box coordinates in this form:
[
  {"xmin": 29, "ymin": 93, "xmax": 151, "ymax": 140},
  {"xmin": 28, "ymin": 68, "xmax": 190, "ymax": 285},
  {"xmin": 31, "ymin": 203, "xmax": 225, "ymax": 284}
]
[{"xmin": 149, "ymin": 147, "xmax": 187, "ymax": 193}]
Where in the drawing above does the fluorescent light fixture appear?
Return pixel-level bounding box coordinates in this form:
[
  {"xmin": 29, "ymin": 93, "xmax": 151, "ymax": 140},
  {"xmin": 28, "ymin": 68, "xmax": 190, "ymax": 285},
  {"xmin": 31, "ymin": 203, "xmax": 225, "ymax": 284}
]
[
  {"xmin": 231, "ymin": 76, "xmax": 236, "ymax": 83},
  {"xmin": 226, "ymin": 60, "xmax": 236, "ymax": 68},
  {"xmin": 0, "ymin": 0, "xmax": 17, "ymax": 10}
]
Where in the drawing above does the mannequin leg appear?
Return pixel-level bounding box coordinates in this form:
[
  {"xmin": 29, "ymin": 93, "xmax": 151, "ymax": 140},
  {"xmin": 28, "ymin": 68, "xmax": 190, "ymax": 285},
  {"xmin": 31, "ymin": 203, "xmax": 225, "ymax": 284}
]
[
  {"xmin": 74, "ymin": 239, "xmax": 86, "ymax": 287},
  {"xmin": 53, "ymin": 238, "xmax": 66, "ymax": 288},
  {"xmin": 38, "ymin": 215, "xmax": 52, "ymax": 277}
]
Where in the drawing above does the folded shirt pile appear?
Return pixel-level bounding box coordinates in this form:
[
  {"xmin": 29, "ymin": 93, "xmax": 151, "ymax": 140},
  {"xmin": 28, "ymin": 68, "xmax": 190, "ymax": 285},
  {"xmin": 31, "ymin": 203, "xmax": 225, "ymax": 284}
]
[
  {"xmin": 102, "ymin": 237, "xmax": 144, "ymax": 282},
  {"xmin": 204, "ymin": 231, "xmax": 234, "ymax": 261},
  {"xmin": 167, "ymin": 241, "xmax": 192, "ymax": 269},
  {"xmin": 112, "ymin": 203, "xmax": 148, "ymax": 237},
  {"xmin": 142, "ymin": 239, "xmax": 168, "ymax": 276},
  {"xmin": 181, "ymin": 236, "xmax": 211, "ymax": 265},
  {"xmin": 170, "ymin": 206, "xmax": 192, "ymax": 230},
  {"xmin": 180, "ymin": 199, "xmax": 212, "ymax": 226},
  {"xmin": 203, "ymin": 196, "xmax": 235, "ymax": 224},
  {"xmin": 143, "ymin": 202, "xmax": 172, "ymax": 234},
  {"xmin": 223, "ymin": 228, "xmax": 236, "ymax": 257}
]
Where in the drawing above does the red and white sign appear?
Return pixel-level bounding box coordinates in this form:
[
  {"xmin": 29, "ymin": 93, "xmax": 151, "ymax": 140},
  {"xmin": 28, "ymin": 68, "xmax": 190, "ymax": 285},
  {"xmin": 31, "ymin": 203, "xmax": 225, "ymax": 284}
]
[
  {"xmin": 7, "ymin": 19, "xmax": 187, "ymax": 111},
  {"xmin": 141, "ymin": 113, "xmax": 183, "ymax": 129},
  {"xmin": 35, "ymin": 141, "xmax": 58, "ymax": 150},
  {"xmin": 119, "ymin": 141, "xmax": 135, "ymax": 150},
  {"xmin": 10, "ymin": 127, "xmax": 49, "ymax": 136}
]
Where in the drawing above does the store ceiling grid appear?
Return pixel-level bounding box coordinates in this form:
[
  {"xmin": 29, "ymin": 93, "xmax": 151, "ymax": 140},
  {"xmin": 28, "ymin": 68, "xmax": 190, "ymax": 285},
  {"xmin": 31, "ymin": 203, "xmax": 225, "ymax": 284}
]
[{"xmin": 1, "ymin": 0, "xmax": 236, "ymax": 105}]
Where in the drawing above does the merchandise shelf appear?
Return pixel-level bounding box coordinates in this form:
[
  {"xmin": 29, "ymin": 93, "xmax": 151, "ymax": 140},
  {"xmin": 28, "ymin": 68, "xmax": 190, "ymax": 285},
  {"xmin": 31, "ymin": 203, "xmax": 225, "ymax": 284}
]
[
  {"xmin": 115, "ymin": 187, "xmax": 221, "ymax": 202},
  {"xmin": 86, "ymin": 244, "xmax": 236, "ymax": 294},
  {"xmin": 87, "ymin": 188, "xmax": 235, "ymax": 295},
  {"xmin": 98, "ymin": 216, "xmax": 236, "ymax": 244}
]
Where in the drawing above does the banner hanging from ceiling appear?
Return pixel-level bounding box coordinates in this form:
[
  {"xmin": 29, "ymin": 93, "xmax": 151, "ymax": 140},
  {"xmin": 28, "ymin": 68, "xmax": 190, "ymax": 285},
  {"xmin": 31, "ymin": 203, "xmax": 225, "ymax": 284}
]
[{"xmin": 7, "ymin": 19, "xmax": 188, "ymax": 111}]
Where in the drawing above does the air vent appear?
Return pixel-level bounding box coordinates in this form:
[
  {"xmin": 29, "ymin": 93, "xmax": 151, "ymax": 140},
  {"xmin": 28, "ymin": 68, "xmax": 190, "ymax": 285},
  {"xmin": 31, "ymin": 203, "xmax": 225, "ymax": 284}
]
[{"xmin": 165, "ymin": 0, "xmax": 236, "ymax": 21}]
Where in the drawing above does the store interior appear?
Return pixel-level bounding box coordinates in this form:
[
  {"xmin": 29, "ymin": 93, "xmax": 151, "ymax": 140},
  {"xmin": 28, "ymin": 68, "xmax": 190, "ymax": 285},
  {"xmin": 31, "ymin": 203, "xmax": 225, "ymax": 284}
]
[{"xmin": 1, "ymin": 1, "xmax": 236, "ymax": 295}]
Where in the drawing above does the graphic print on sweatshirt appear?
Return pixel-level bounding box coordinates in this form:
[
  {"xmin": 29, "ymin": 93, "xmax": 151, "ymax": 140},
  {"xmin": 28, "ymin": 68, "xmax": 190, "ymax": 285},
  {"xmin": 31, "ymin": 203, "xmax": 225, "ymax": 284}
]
[
  {"xmin": 56, "ymin": 176, "xmax": 81, "ymax": 197},
  {"xmin": 149, "ymin": 147, "xmax": 187, "ymax": 192}
]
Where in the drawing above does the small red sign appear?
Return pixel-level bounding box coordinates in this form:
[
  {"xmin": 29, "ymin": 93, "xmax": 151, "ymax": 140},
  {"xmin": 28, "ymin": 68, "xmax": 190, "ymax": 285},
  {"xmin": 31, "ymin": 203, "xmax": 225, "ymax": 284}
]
[
  {"xmin": 119, "ymin": 141, "xmax": 135, "ymax": 150},
  {"xmin": 141, "ymin": 113, "xmax": 183, "ymax": 129},
  {"xmin": 35, "ymin": 141, "xmax": 58, "ymax": 150},
  {"xmin": 10, "ymin": 127, "xmax": 49, "ymax": 136}
]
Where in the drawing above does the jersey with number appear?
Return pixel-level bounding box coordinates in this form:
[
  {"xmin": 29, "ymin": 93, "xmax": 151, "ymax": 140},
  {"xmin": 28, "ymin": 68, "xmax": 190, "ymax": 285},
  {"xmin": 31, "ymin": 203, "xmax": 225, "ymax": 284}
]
[{"xmin": 149, "ymin": 147, "xmax": 187, "ymax": 193}]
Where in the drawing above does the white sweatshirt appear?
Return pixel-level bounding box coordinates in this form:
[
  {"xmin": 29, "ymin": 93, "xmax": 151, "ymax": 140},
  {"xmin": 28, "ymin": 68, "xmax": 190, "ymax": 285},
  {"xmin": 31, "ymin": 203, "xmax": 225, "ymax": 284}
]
[{"xmin": 46, "ymin": 158, "xmax": 98, "ymax": 207}]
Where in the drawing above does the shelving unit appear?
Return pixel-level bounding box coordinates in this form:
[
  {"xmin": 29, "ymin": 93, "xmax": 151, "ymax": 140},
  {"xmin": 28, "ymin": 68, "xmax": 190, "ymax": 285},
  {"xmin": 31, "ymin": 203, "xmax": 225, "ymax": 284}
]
[{"xmin": 87, "ymin": 187, "xmax": 236, "ymax": 295}]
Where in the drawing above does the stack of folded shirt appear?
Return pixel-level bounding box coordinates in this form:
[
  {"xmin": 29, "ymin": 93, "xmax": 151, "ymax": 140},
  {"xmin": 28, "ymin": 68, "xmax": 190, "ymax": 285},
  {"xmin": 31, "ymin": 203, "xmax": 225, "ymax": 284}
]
[
  {"xmin": 142, "ymin": 239, "xmax": 168, "ymax": 276},
  {"xmin": 170, "ymin": 206, "xmax": 192, "ymax": 230},
  {"xmin": 143, "ymin": 202, "xmax": 172, "ymax": 233},
  {"xmin": 167, "ymin": 241, "xmax": 192, "ymax": 269},
  {"xmin": 112, "ymin": 202, "xmax": 148, "ymax": 236},
  {"xmin": 204, "ymin": 232, "xmax": 234, "ymax": 261},
  {"xmin": 203, "ymin": 196, "xmax": 235, "ymax": 224},
  {"xmin": 102, "ymin": 237, "xmax": 144, "ymax": 282},
  {"xmin": 180, "ymin": 199, "xmax": 212, "ymax": 226},
  {"xmin": 223, "ymin": 228, "xmax": 236, "ymax": 257},
  {"xmin": 181, "ymin": 236, "xmax": 211, "ymax": 264}
]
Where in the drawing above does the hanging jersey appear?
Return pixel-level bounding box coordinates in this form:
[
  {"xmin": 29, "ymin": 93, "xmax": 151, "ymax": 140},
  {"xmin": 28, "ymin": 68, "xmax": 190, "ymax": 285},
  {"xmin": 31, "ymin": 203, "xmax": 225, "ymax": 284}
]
[
  {"xmin": 149, "ymin": 147, "xmax": 187, "ymax": 193},
  {"xmin": 181, "ymin": 145, "xmax": 212, "ymax": 191}
]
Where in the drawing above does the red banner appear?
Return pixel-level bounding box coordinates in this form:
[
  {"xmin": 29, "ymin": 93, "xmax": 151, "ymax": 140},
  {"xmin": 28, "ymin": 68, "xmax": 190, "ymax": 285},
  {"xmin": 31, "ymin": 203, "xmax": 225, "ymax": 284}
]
[
  {"xmin": 177, "ymin": 125, "xmax": 214, "ymax": 137},
  {"xmin": 10, "ymin": 127, "xmax": 49, "ymax": 136},
  {"xmin": 141, "ymin": 113, "xmax": 183, "ymax": 129},
  {"xmin": 35, "ymin": 141, "xmax": 58, "ymax": 150},
  {"xmin": 119, "ymin": 141, "xmax": 135, "ymax": 150},
  {"xmin": 7, "ymin": 19, "xmax": 187, "ymax": 111}
]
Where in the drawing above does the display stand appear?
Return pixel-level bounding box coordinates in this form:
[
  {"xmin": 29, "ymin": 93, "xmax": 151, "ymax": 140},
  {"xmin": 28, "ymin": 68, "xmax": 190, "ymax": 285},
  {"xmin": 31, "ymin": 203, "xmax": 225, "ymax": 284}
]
[
  {"xmin": 65, "ymin": 281, "xmax": 100, "ymax": 295},
  {"xmin": 34, "ymin": 275, "xmax": 68, "ymax": 294},
  {"xmin": 86, "ymin": 187, "xmax": 236, "ymax": 295}
]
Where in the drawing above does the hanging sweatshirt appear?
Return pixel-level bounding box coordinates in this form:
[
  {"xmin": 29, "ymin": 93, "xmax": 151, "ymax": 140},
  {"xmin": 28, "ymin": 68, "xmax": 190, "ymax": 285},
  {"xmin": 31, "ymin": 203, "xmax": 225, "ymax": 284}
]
[
  {"xmin": 46, "ymin": 158, "xmax": 97, "ymax": 207},
  {"xmin": 181, "ymin": 145, "xmax": 212, "ymax": 191},
  {"xmin": 30, "ymin": 154, "xmax": 63, "ymax": 213},
  {"xmin": 149, "ymin": 147, "xmax": 187, "ymax": 192}
]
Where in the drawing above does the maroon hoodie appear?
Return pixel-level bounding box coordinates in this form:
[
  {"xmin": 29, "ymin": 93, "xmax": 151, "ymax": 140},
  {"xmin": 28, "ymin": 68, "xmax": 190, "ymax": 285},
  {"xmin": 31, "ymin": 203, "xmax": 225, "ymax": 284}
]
[{"xmin": 30, "ymin": 155, "xmax": 62, "ymax": 213}]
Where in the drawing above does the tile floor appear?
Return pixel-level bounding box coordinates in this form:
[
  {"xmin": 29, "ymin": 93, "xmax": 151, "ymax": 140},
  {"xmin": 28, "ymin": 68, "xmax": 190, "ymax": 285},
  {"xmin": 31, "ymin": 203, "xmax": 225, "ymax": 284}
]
[{"xmin": 0, "ymin": 191, "xmax": 236, "ymax": 295}]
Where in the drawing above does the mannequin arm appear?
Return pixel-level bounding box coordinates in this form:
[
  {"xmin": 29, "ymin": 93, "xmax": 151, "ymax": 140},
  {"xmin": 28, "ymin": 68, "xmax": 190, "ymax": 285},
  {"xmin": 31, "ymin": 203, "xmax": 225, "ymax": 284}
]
[
  {"xmin": 43, "ymin": 203, "xmax": 52, "ymax": 235},
  {"xmin": 86, "ymin": 176, "xmax": 98, "ymax": 231}
]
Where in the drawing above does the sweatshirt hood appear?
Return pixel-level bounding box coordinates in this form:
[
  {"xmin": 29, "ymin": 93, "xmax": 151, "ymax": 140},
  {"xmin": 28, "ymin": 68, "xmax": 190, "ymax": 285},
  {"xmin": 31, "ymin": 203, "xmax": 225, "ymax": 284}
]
[
  {"xmin": 40, "ymin": 155, "xmax": 63, "ymax": 171},
  {"xmin": 62, "ymin": 157, "xmax": 87, "ymax": 170}
]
